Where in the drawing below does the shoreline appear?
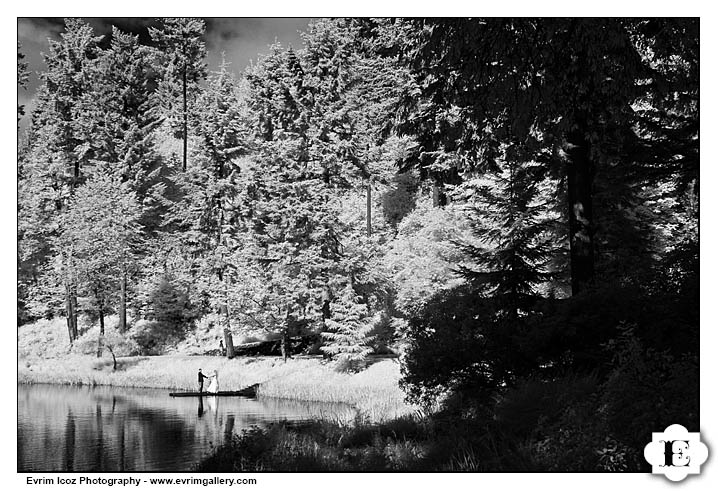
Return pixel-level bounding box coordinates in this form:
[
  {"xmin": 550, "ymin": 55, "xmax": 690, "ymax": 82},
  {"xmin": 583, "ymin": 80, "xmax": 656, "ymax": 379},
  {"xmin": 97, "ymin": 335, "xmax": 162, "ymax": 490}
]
[{"xmin": 18, "ymin": 354, "xmax": 415, "ymax": 422}]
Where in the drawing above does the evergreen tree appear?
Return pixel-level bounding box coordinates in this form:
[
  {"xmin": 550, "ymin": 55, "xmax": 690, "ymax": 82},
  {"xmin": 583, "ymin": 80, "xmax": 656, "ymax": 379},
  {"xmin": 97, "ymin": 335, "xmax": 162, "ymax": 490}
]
[
  {"xmin": 240, "ymin": 43, "xmax": 345, "ymax": 343},
  {"xmin": 19, "ymin": 18, "xmax": 104, "ymax": 339},
  {"xmin": 33, "ymin": 18, "xmax": 104, "ymax": 187},
  {"xmin": 70, "ymin": 26, "xmax": 163, "ymax": 330},
  {"xmin": 320, "ymin": 285, "xmax": 374, "ymax": 371},
  {"xmin": 456, "ymin": 150, "xmax": 565, "ymax": 318},
  {"xmin": 394, "ymin": 18, "xmax": 698, "ymax": 295},
  {"xmin": 149, "ymin": 18, "xmax": 207, "ymax": 172},
  {"xmin": 154, "ymin": 60, "xmax": 253, "ymax": 339}
]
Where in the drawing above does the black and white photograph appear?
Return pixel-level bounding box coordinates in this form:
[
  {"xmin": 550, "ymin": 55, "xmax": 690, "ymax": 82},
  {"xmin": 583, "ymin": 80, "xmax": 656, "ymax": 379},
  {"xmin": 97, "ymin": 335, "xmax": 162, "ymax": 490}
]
[{"xmin": 15, "ymin": 13, "xmax": 704, "ymax": 481}]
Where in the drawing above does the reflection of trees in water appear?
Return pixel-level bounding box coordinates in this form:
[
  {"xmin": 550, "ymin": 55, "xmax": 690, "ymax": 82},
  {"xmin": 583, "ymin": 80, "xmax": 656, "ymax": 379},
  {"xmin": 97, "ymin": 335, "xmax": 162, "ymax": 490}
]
[
  {"xmin": 18, "ymin": 385, "xmax": 201, "ymax": 471},
  {"xmin": 18, "ymin": 385, "xmax": 355, "ymax": 471},
  {"xmin": 95, "ymin": 404, "xmax": 103, "ymax": 471},
  {"xmin": 64, "ymin": 411, "xmax": 75, "ymax": 471}
]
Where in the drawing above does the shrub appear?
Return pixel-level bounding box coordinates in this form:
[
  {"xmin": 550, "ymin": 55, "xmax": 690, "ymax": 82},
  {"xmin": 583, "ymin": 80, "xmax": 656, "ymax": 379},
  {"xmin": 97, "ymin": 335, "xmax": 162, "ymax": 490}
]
[
  {"xmin": 128, "ymin": 319, "xmax": 185, "ymax": 355},
  {"xmin": 601, "ymin": 324, "xmax": 699, "ymax": 467},
  {"xmin": 495, "ymin": 373, "xmax": 600, "ymax": 440},
  {"xmin": 139, "ymin": 275, "xmax": 196, "ymax": 327},
  {"xmin": 72, "ymin": 321, "xmax": 141, "ymax": 364},
  {"xmin": 365, "ymin": 311, "xmax": 397, "ymax": 354},
  {"xmin": 18, "ymin": 317, "xmax": 73, "ymax": 359},
  {"xmin": 399, "ymin": 284, "xmax": 527, "ymax": 408},
  {"xmin": 384, "ymin": 200, "xmax": 472, "ymax": 318}
]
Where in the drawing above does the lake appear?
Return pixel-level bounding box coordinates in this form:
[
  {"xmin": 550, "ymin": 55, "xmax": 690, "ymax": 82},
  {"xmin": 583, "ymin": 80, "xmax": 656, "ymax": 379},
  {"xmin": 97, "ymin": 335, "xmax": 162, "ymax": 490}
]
[{"xmin": 18, "ymin": 383, "xmax": 357, "ymax": 472}]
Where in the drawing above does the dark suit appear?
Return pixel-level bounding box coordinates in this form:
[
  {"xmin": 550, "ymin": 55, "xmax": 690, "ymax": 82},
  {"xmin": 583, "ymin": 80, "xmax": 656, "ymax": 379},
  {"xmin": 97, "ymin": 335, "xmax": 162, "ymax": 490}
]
[{"xmin": 198, "ymin": 371, "xmax": 208, "ymax": 392}]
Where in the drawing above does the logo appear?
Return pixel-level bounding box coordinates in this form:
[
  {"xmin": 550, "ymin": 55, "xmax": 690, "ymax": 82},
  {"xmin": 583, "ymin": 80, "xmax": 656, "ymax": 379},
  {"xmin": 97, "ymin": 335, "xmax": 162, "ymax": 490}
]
[{"xmin": 644, "ymin": 424, "xmax": 708, "ymax": 482}]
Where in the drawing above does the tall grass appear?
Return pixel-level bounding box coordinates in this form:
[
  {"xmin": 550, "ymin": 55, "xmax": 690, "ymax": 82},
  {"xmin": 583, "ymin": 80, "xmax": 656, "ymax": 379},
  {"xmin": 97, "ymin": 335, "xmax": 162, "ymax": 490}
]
[{"xmin": 256, "ymin": 358, "xmax": 415, "ymax": 421}]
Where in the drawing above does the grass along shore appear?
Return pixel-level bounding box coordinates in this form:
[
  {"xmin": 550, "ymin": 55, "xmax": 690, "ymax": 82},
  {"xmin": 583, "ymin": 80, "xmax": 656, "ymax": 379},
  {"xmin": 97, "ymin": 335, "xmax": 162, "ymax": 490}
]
[{"xmin": 18, "ymin": 354, "xmax": 415, "ymax": 422}]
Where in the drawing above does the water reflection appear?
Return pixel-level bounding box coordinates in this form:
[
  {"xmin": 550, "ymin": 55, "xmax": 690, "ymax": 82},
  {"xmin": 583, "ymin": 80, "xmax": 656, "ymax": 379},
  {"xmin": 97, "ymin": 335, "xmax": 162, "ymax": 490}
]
[{"xmin": 18, "ymin": 384, "xmax": 356, "ymax": 472}]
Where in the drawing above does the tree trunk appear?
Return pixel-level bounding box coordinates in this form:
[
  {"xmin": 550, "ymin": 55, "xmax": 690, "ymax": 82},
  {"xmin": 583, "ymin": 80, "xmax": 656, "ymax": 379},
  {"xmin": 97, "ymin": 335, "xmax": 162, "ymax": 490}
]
[
  {"xmin": 65, "ymin": 283, "xmax": 76, "ymax": 345},
  {"xmin": 70, "ymin": 288, "xmax": 78, "ymax": 339},
  {"xmin": 566, "ymin": 126, "xmax": 595, "ymax": 295},
  {"xmin": 97, "ymin": 303, "xmax": 105, "ymax": 358},
  {"xmin": 119, "ymin": 273, "xmax": 127, "ymax": 332},
  {"xmin": 281, "ymin": 330, "xmax": 289, "ymax": 363},
  {"xmin": 223, "ymin": 328, "xmax": 234, "ymax": 359},
  {"xmin": 366, "ymin": 180, "xmax": 372, "ymax": 237},
  {"xmin": 223, "ymin": 303, "xmax": 231, "ymax": 339},
  {"xmin": 182, "ymin": 66, "xmax": 188, "ymax": 172},
  {"xmin": 431, "ymin": 182, "xmax": 444, "ymax": 207},
  {"xmin": 219, "ymin": 268, "xmax": 233, "ymax": 358}
]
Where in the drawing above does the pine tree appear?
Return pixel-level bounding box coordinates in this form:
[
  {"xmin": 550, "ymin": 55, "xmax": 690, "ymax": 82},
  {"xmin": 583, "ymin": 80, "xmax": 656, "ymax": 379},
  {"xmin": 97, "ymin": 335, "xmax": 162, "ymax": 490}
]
[
  {"xmin": 393, "ymin": 18, "xmax": 698, "ymax": 295},
  {"xmin": 456, "ymin": 149, "xmax": 564, "ymax": 319},
  {"xmin": 320, "ymin": 285, "xmax": 374, "ymax": 371},
  {"xmin": 19, "ymin": 18, "xmax": 104, "ymax": 340},
  {"xmin": 231, "ymin": 24, "xmax": 406, "ymax": 354},
  {"xmin": 149, "ymin": 18, "xmax": 207, "ymax": 172},
  {"xmin": 238, "ymin": 43, "xmax": 346, "ymax": 342},
  {"xmin": 34, "ymin": 18, "xmax": 104, "ymax": 187},
  {"xmin": 149, "ymin": 58, "xmax": 254, "ymax": 346},
  {"xmin": 69, "ymin": 26, "xmax": 163, "ymax": 330}
]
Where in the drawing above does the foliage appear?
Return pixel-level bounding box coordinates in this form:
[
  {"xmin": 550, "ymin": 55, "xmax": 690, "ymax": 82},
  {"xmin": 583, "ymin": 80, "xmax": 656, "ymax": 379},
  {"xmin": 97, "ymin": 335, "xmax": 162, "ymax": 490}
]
[
  {"xmin": 384, "ymin": 200, "xmax": 472, "ymax": 318},
  {"xmin": 54, "ymin": 174, "xmax": 143, "ymax": 316},
  {"xmin": 399, "ymin": 284, "xmax": 513, "ymax": 408},
  {"xmin": 381, "ymin": 171, "xmax": 420, "ymax": 227},
  {"xmin": 138, "ymin": 274, "xmax": 195, "ymax": 327},
  {"xmin": 320, "ymin": 285, "xmax": 374, "ymax": 371},
  {"xmin": 18, "ymin": 317, "xmax": 74, "ymax": 359},
  {"xmin": 455, "ymin": 155, "xmax": 566, "ymax": 317},
  {"xmin": 149, "ymin": 17, "xmax": 207, "ymax": 142},
  {"xmin": 17, "ymin": 42, "xmax": 29, "ymax": 122},
  {"xmin": 601, "ymin": 324, "xmax": 699, "ymax": 463},
  {"xmin": 127, "ymin": 319, "xmax": 186, "ymax": 355},
  {"xmin": 72, "ymin": 322, "xmax": 140, "ymax": 358},
  {"xmin": 365, "ymin": 311, "xmax": 397, "ymax": 354}
]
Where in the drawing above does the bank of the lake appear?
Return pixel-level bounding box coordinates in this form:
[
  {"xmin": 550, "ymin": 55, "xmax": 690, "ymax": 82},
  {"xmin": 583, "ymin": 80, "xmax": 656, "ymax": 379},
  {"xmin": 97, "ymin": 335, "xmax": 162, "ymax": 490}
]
[{"xmin": 18, "ymin": 355, "xmax": 414, "ymax": 422}]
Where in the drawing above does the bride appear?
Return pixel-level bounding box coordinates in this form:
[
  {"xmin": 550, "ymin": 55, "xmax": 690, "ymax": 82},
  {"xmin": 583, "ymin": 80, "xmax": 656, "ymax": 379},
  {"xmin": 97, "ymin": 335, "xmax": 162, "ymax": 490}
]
[{"xmin": 207, "ymin": 370, "xmax": 219, "ymax": 394}]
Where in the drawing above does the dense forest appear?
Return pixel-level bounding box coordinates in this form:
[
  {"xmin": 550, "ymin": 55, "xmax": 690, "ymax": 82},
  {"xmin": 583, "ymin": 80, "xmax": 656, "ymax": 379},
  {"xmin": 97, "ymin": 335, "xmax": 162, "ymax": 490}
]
[{"xmin": 18, "ymin": 18, "xmax": 698, "ymax": 471}]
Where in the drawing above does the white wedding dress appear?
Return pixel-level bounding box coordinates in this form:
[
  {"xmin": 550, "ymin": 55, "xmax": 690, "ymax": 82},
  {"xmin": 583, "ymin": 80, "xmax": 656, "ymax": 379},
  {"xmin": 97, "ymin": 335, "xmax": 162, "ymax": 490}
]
[{"xmin": 207, "ymin": 373, "xmax": 219, "ymax": 394}]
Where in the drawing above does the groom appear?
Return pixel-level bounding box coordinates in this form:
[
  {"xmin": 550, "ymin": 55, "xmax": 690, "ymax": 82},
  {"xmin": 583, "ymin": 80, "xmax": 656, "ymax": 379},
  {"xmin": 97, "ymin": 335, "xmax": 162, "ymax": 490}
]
[{"xmin": 197, "ymin": 368, "xmax": 209, "ymax": 393}]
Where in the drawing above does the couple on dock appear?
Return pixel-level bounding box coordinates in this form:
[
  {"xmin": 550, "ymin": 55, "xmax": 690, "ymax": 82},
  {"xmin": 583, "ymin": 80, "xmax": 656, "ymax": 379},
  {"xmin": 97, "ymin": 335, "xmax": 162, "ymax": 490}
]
[{"xmin": 198, "ymin": 368, "xmax": 219, "ymax": 394}]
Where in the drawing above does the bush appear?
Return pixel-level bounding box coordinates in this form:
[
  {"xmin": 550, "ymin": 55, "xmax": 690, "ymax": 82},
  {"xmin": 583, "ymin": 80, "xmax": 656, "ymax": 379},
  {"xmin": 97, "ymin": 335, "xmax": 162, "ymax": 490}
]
[
  {"xmin": 128, "ymin": 319, "xmax": 185, "ymax": 355},
  {"xmin": 601, "ymin": 324, "xmax": 699, "ymax": 467},
  {"xmin": 495, "ymin": 373, "xmax": 600, "ymax": 440},
  {"xmin": 72, "ymin": 321, "xmax": 141, "ymax": 361},
  {"xmin": 18, "ymin": 317, "xmax": 74, "ymax": 359},
  {"xmin": 139, "ymin": 275, "xmax": 196, "ymax": 327},
  {"xmin": 366, "ymin": 311, "xmax": 397, "ymax": 354},
  {"xmin": 384, "ymin": 200, "xmax": 472, "ymax": 318},
  {"xmin": 400, "ymin": 284, "xmax": 531, "ymax": 408}
]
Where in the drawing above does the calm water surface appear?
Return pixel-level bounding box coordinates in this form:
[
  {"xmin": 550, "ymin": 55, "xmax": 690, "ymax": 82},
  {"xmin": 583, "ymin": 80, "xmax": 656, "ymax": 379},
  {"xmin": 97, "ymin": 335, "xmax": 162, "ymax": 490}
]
[{"xmin": 18, "ymin": 383, "xmax": 356, "ymax": 472}]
